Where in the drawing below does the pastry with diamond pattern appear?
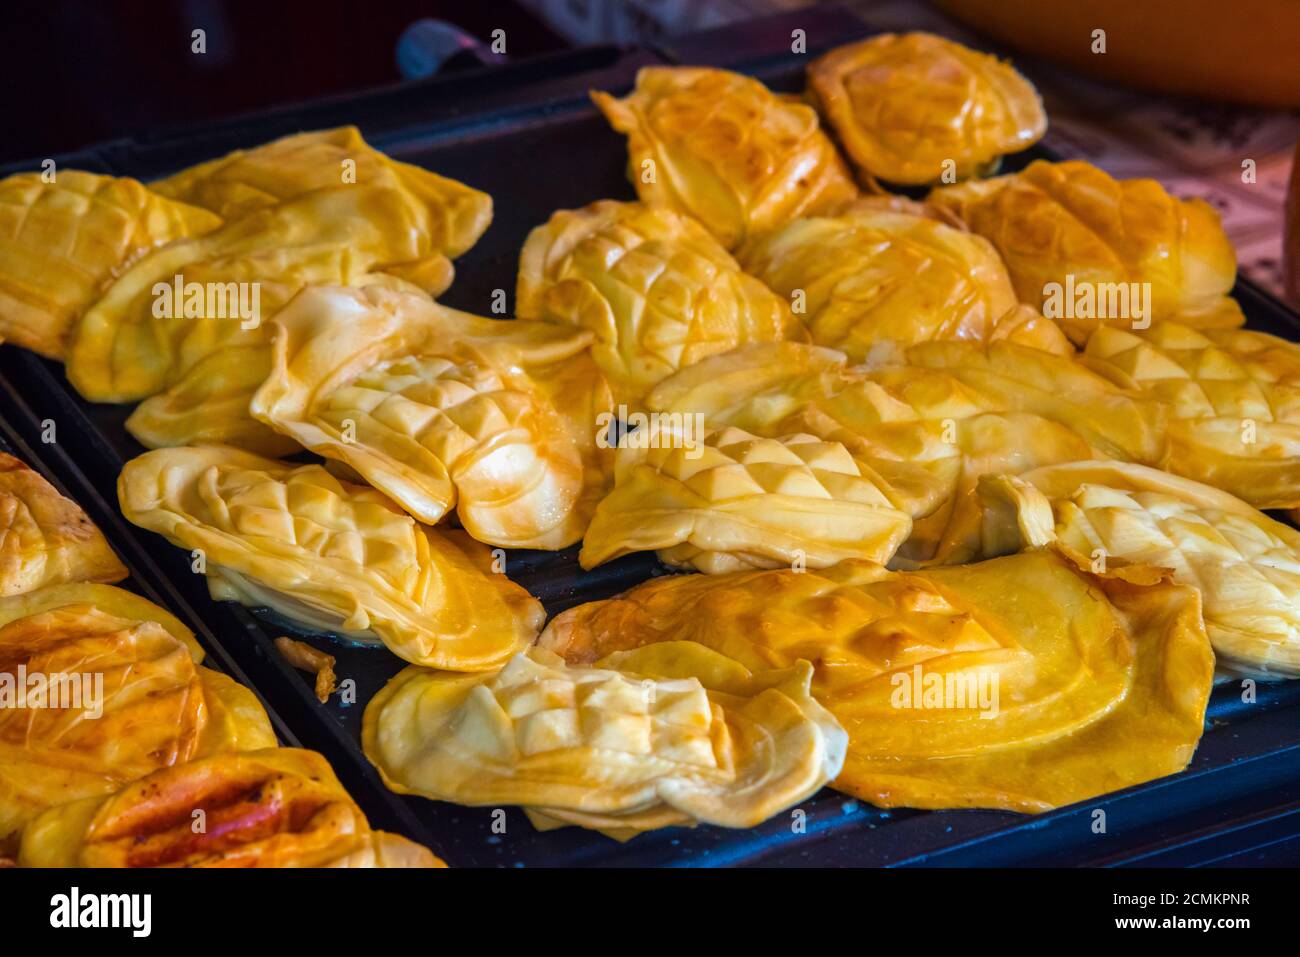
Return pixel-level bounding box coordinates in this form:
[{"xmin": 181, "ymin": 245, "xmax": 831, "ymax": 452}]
[
  {"xmin": 976, "ymin": 461, "xmax": 1300, "ymax": 677},
  {"xmin": 591, "ymin": 67, "xmax": 859, "ymax": 250},
  {"xmin": 740, "ymin": 201, "xmax": 1071, "ymax": 358},
  {"xmin": 538, "ymin": 550, "xmax": 1213, "ymax": 813},
  {"xmin": 807, "ymin": 32, "xmax": 1046, "ymax": 186},
  {"xmin": 0, "ymin": 170, "xmax": 220, "ymax": 358},
  {"xmin": 517, "ymin": 200, "xmax": 806, "ymax": 409},
  {"xmin": 1081, "ymin": 321, "xmax": 1300, "ymax": 510},
  {"xmin": 929, "ymin": 159, "xmax": 1242, "ymax": 343},
  {"xmin": 580, "ymin": 421, "xmax": 914, "ymax": 573},
  {"xmin": 251, "ymin": 284, "xmax": 612, "ymax": 549},
  {"xmin": 117, "ymin": 445, "xmax": 544, "ymax": 670},
  {"xmin": 363, "ymin": 641, "xmax": 846, "ymax": 837}
]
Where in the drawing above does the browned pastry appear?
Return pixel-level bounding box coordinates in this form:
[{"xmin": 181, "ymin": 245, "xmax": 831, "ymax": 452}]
[{"xmin": 19, "ymin": 749, "xmax": 444, "ymax": 867}]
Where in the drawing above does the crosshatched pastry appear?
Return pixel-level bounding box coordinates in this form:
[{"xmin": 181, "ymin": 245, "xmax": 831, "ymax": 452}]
[
  {"xmin": 1081, "ymin": 321, "xmax": 1300, "ymax": 510},
  {"xmin": 0, "ymin": 452, "xmax": 126, "ymax": 596},
  {"xmin": 591, "ymin": 67, "xmax": 859, "ymax": 250},
  {"xmin": 538, "ymin": 549, "xmax": 1214, "ymax": 812},
  {"xmin": 152, "ymin": 126, "xmax": 493, "ymax": 247},
  {"xmin": 251, "ymin": 284, "xmax": 613, "ymax": 549},
  {"xmin": 739, "ymin": 200, "xmax": 1072, "ymax": 358},
  {"xmin": 363, "ymin": 641, "xmax": 846, "ymax": 838},
  {"xmin": 976, "ymin": 461, "xmax": 1300, "ymax": 677},
  {"xmin": 644, "ymin": 341, "xmax": 1151, "ymax": 563},
  {"xmin": 579, "ymin": 420, "xmax": 915, "ymax": 573},
  {"xmin": 117, "ymin": 445, "xmax": 545, "ymax": 670},
  {"xmin": 68, "ymin": 141, "xmax": 491, "ymax": 455},
  {"xmin": 0, "ymin": 170, "xmax": 220, "ymax": 358},
  {"xmin": 807, "ymin": 32, "xmax": 1046, "ymax": 186},
  {"xmin": 517, "ymin": 199, "xmax": 807, "ymax": 409},
  {"xmin": 19, "ymin": 748, "xmax": 445, "ymax": 868},
  {"xmin": 0, "ymin": 582, "xmax": 275, "ymax": 848},
  {"xmin": 929, "ymin": 159, "xmax": 1242, "ymax": 342}
]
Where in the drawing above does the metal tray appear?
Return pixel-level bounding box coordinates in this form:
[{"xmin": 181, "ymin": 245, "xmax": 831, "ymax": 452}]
[{"xmin": 4, "ymin": 4, "xmax": 1300, "ymax": 866}]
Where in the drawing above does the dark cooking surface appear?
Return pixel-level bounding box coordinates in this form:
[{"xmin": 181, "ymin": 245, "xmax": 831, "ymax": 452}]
[{"xmin": 3, "ymin": 5, "xmax": 1300, "ymax": 866}]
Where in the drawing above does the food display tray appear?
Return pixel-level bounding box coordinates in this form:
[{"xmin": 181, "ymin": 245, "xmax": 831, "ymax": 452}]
[{"xmin": 4, "ymin": 4, "xmax": 1300, "ymax": 866}]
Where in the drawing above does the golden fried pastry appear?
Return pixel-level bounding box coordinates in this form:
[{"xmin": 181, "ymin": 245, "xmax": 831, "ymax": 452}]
[
  {"xmin": 153, "ymin": 127, "xmax": 492, "ymax": 250},
  {"xmin": 250, "ymin": 284, "xmax": 612, "ymax": 549},
  {"xmin": 19, "ymin": 748, "xmax": 444, "ymax": 868},
  {"xmin": 929, "ymin": 159, "xmax": 1242, "ymax": 342},
  {"xmin": 517, "ymin": 200, "xmax": 806, "ymax": 409},
  {"xmin": 580, "ymin": 421, "xmax": 914, "ymax": 573},
  {"xmin": 539, "ymin": 549, "xmax": 1214, "ymax": 813},
  {"xmin": 118, "ymin": 445, "xmax": 544, "ymax": 670},
  {"xmin": 0, "ymin": 453, "xmax": 126, "ymax": 596},
  {"xmin": 739, "ymin": 202, "xmax": 1072, "ymax": 358},
  {"xmin": 1081, "ymin": 321, "xmax": 1300, "ymax": 510},
  {"xmin": 976, "ymin": 461, "xmax": 1300, "ymax": 677},
  {"xmin": 0, "ymin": 583, "xmax": 275, "ymax": 847},
  {"xmin": 808, "ymin": 32, "xmax": 1045, "ymax": 186},
  {"xmin": 645, "ymin": 341, "xmax": 1149, "ymax": 562},
  {"xmin": 0, "ymin": 170, "xmax": 220, "ymax": 358},
  {"xmin": 591, "ymin": 67, "xmax": 859, "ymax": 249},
  {"xmin": 66, "ymin": 176, "xmax": 485, "ymax": 454},
  {"xmin": 363, "ymin": 642, "xmax": 846, "ymax": 836}
]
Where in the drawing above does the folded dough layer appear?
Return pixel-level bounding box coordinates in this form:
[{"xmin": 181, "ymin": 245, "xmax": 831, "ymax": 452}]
[
  {"xmin": 118, "ymin": 445, "xmax": 545, "ymax": 670},
  {"xmin": 363, "ymin": 642, "xmax": 846, "ymax": 837},
  {"xmin": 539, "ymin": 550, "xmax": 1213, "ymax": 813}
]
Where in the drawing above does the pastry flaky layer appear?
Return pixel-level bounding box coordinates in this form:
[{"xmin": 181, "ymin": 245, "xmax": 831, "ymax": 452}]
[
  {"xmin": 19, "ymin": 748, "xmax": 444, "ymax": 868},
  {"xmin": 538, "ymin": 550, "xmax": 1214, "ymax": 813},
  {"xmin": 0, "ymin": 170, "xmax": 221, "ymax": 359},
  {"xmin": 517, "ymin": 199, "xmax": 807, "ymax": 410},
  {"xmin": 47, "ymin": 127, "xmax": 493, "ymax": 456},
  {"xmin": 0, "ymin": 582, "xmax": 276, "ymax": 849},
  {"xmin": 929, "ymin": 159, "xmax": 1242, "ymax": 343},
  {"xmin": 738, "ymin": 199, "xmax": 1072, "ymax": 359},
  {"xmin": 0, "ymin": 452, "xmax": 126, "ymax": 597},
  {"xmin": 591, "ymin": 67, "xmax": 860, "ymax": 250},
  {"xmin": 1081, "ymin": 321, "xmax": 1300, "ymax": 511},
  {"xmin": 363, "ymin": 641, "xmax": 846, "ymax": 839},
  {"xmin": 644, "ymin": 340, "xmax": 1163, "ymax": 564},
  {"xmin": 251, "ymin": 284, "xmax": 613, "ymax": 549},
  {"xmin": 117, "ymin": 445, "xmax": 545, "ymax": 670},
  {"xmin": 579, "ymin": 420, "xmax": 916, "ymax": 574},
  {"xmin": 808, "ymin": 32, "xmax": 1046, "ymax": 186},
  {"xmin": 973, "ymin": 461, "xmax": 1300, "ymax": 678}
]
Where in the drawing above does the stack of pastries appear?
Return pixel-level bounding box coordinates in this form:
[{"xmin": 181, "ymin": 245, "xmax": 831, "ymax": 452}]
[
  {"xmin": 0, "ymin": 453, "xmax": 442, "ymax": 866},
  {"xmin": 0, "ymin": 29, "xmax": 1294, "ymax": 859}
]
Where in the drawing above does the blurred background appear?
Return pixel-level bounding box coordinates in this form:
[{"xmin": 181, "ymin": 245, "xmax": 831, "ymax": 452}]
[{"xmin": 2, "ymin": 0, "xmax": 1297, "ymax": 305}]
